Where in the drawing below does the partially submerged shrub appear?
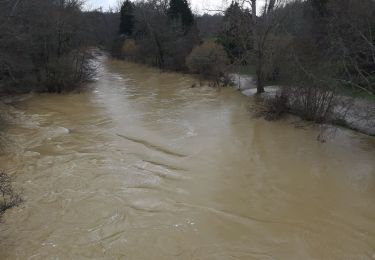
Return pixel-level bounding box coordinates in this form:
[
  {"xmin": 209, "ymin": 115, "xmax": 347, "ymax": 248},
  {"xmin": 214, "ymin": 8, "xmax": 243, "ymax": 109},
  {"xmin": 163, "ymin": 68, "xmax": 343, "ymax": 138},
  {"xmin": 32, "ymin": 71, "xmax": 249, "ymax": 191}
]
[
  {"xmin": 0, "ymin": 0, "xmax": 98, "ymax": 94},
  {"xmin": 42, "ymin": 50, "xmax": 95, "ymax": 93},
  {"xmin": 287, "ymin": 85, "xmax": 336, "ymax": 123},
  {"xmin": 262, "ymin": 90, "xmax": 289, "ymax": 120},
  {"xmin": 262, "ymin": 85, "xmax": 337, "ymax": 123},
  {"xmin": 121, "ymin": 39, "xmax": 139, "ymax": 59},
  {"xmin": 186, "ymin": 42, "xmax": 229, "ymax": 82},
  {"xmin": 111, "ymin": 36, "xmax": 126, "ymax": 58},
  {"xmin": 0, "ymin": 171, "xmax": 22, "ymax": 216}
]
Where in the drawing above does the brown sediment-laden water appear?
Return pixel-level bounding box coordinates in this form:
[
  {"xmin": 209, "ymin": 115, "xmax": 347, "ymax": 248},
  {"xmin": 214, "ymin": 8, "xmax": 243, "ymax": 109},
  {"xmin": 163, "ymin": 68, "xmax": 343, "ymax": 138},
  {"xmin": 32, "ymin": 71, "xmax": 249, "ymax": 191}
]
[{"xmin": 0, "ymin": 54, "xmax": 374, "ymax": 259}]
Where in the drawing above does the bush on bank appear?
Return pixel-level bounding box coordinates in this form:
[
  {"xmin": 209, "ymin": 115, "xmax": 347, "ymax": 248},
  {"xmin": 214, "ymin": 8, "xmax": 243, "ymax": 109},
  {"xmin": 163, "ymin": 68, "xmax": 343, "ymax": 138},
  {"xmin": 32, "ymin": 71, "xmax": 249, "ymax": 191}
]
[
  {"xmin": 0, "ymin": 0, "xmax": 120, "ymax": 94},
  {"xmin": 186, "ymin": 42, "xmax": 230, "ymax": 82},
  {"xmin": 262, "ymin": 85, "xmax": 337, "ymax": 123},
  {"xmin": 0, "ymin": 171, "xmax": 22, "ymax": 217}
]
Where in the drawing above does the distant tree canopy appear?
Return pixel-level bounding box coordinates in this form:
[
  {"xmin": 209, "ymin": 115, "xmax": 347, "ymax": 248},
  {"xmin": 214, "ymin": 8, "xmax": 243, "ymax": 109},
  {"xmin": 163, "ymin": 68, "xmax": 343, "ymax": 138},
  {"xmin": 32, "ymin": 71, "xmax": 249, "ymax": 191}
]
[
  {"xmin": 273, "ymin": 0, "xmax": 375, "ymax": 94},
  {"xmin": 114, "ymin": 0, "xmax": 199, "ymax": 71},
  {"xmin": 196, "ymin": 14, "xmax": 223, "ymax": 39},
  {"xmin": 119, "ymin": 0, "xmax": 135, "ymax": 36},
  {"xmin": 167, "ymin": 0, "xmax": 194, "ymax": 29},
  {"xmin": 0, "ymin": 0, "xmax": 113, "ymax": 93},
  {"xmin": 112, "ymin": 0, "xmax": 374, "ymax": 94},
  {"xmin": 217, "ymin": 2, "xmax": 253, "ymax": 63},
  {"xmin": 310, "ymin": 0, "xmax": 329, "ymax": 17},
  {"xmin": 186, "ymin": 42, "xmax": 229, "ymax": 80}
]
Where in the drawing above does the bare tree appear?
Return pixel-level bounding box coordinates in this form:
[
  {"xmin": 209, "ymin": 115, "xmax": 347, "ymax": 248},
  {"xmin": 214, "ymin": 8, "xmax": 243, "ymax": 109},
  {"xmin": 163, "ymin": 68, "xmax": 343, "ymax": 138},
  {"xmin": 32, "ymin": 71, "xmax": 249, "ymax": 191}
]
[
  {"xmin": 0, "ymin": 0, "xmax": 98, "ymax": 93},
  {"xmin": 327, "ymin": 0, "xmax": 375, "ymax": 95},
  {"xmin": 130, "ymin": 0, "xmax": 199, "ymax": 70},
  {"xmin": 218, "ymin": 0, "xmax": 285, "ymax": 93},
  {"xmin": 247, "ymin": 0, "xmax": 284, "ymax": 93}
]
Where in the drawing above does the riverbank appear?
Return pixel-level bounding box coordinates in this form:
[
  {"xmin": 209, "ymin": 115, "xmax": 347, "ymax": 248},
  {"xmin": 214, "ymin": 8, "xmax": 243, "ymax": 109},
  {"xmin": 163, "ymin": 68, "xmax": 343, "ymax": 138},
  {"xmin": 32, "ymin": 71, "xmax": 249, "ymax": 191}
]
[{"xmin": 230, "ymin": 74, "xmax": 375, "ymax": 136}]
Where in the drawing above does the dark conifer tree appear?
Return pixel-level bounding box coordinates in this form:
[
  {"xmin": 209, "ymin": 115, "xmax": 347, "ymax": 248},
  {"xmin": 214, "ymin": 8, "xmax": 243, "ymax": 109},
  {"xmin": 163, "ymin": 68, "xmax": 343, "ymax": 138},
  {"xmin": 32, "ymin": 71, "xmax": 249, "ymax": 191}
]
[
  {"xmin": 119, "ymin": 0, "xmax": 135, "ymax": 36},
  {"xmin": 217, "ymin": 2, "xmax": 252, "ymax": 62},
  {"xmin": 305, "ymin": 0, "xmax": 330, "ymax": 47},
  {"xmin": 167, "ymin": 0, "xmax": 194, "ymax": 29},
  {"xmin": 310, "ymin": 0, "xmax": 329, "ymax": 17}
]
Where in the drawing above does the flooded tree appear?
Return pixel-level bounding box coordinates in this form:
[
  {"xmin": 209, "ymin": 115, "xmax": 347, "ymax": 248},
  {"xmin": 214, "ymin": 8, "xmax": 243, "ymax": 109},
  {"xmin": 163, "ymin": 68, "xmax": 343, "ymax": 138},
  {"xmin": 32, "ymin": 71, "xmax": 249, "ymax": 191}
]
[
  {"xmin": 217, "ymin": 0, "xmax": 285, "ymax": 93},
  {"xmin": 0, "ymin": 0, "xmax": 100, "ymax": 93},
  {"xmin": 249, "ymin": 0, "xmax": 284, "ymax": 94}
]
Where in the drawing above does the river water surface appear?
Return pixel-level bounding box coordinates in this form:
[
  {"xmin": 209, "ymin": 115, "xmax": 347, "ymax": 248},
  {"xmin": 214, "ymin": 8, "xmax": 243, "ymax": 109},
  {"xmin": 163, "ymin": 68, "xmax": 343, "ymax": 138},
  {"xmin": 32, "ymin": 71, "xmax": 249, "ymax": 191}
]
[{"xmin": 0, "ymin": 54, "xmax": 375, "ymax": 259}]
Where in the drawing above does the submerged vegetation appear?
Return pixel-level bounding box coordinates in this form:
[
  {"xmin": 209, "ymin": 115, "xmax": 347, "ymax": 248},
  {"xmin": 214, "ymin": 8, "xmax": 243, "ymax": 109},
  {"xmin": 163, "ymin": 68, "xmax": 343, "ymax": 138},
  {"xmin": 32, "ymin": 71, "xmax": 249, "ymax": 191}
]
[{"xmin": 0, "ymin": 171, "xmax": 22, "ymax": 217}]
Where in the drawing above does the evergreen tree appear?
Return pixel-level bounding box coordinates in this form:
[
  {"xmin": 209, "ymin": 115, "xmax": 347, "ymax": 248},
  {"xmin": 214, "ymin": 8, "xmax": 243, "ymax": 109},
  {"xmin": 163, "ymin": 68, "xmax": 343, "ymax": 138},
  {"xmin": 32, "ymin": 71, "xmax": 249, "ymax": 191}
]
[
  {"xmin": 305, "ymin": 0, "xmax": 330, "ymax": 46},
  {"xmin": 119, "ymin": 0, "xmax": 135, "ymax": 36},
  {"xmin": 217, "ymin": 2, "xmax": 252, "ymax": 62},
  {"xmin": 310, "ymin": 0, "xmax": 329, "ymax": 17},
  {"xmin": 167, "ymin": 0, "xmax": 194, "ymax": 29}
]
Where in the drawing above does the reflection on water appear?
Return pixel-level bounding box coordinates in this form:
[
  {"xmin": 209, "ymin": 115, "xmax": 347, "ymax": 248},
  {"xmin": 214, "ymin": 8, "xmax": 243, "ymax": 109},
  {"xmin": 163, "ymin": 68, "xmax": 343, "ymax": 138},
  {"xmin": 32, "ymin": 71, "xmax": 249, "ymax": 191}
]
[{"xmin": 0, "ymin": 54, "xmax": 374, "ymax": 259}]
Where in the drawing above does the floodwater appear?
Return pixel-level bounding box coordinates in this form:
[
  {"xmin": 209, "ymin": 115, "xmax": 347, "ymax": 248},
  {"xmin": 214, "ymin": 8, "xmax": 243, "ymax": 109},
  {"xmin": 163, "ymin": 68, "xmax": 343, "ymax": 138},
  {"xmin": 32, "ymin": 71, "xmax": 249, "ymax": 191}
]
[{"xmin": 0, "ymin": 54, "xmax": 374, "ymax": 259}]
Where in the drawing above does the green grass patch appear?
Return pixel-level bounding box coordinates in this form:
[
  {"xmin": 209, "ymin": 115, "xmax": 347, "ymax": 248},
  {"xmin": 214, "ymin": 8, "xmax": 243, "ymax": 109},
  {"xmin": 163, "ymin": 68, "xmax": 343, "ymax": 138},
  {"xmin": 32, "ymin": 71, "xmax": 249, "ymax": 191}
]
[
  {"xmin": 337, "ymin": 85, "xmax": 375, "ymax": 101},
  {"xmin": 202, "ymin": 38, "xmax": 218, "ymax": 43},
  {"xmin": 228, "ymin": 65, "xmax": 256, "ymax": 76}
]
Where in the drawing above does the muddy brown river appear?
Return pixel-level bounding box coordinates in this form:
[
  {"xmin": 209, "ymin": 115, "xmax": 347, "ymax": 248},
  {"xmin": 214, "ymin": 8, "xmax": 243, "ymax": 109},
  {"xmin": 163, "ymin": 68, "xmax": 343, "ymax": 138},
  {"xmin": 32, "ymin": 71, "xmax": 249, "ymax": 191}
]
[{"xmin": 0, "ymin": 54, "xmax": 374, "ymax": 259}]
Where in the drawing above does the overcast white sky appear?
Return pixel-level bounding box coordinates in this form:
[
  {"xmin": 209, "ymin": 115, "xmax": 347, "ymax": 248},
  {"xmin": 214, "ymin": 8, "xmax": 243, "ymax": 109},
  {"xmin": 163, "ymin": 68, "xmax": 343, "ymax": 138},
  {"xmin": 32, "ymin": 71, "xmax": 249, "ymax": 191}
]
[{"xmin": 85, "ymin": 0, "xmax": 266, "ymax": 14}]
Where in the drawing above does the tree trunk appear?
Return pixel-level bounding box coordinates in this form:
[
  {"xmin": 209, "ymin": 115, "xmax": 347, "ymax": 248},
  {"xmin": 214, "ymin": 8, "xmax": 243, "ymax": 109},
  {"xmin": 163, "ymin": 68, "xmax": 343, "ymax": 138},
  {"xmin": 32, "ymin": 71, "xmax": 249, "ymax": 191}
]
[
  {"xmin": 251, "ymin": 0, "xmax": 264, "ymax": 94},
  {"xmin": 256, "ymin": 50, "xmax": 264, "ymax": 93}
]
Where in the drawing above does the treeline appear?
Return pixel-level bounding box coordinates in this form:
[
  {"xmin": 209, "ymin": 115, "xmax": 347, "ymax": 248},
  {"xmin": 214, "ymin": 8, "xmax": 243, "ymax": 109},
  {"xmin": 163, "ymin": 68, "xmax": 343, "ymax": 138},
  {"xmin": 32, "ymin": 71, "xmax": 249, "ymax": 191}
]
[
  {"xmin": 112, "ymin": 0, "xmax": 232, "ymax": 83},
  {"xmin": 214, "ymin": 0, "xmax": 375, "ymax": 97},
  {"xmin": 214, "ymin": 0, "xmax": 375, "ymax": 123},
  {"xmin": 113, "ymin": 0, "xmax": 199, "ymax": 71},
  {"xmin": 266, "ymin": 0, "xmax": 375, "ymax": 96},
  {"xmin": 1, "ymin": 0, "xmax": 373, "ymax": 117},
  {"xmin": 113, "ymin": 0, "xmax": 375, "ymax": 125},
  {"xmin": 0, "ymin": 0, "xmax": 119, "ymax": 93},
  {"xmin": 257, "ymin": 0, "xmax": 375, "ymax": 123},
  {"xmin": 114, "ymin": 0, "xmax": 375, "ymax": 97}
]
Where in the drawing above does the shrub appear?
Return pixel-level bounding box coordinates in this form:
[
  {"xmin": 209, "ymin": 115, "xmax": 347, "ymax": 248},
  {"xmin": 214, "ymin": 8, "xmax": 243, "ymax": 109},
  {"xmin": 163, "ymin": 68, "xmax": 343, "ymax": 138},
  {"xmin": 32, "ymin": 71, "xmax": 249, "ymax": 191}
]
[
  {"xmin": 287, "ymin": 85, "xmax": 336, "ymax": 123},
  {"xmin": 262, "ymin": 90, "xmax": 289, "ymax": 120},
  {"xmin": 186, "ymin": 42, "xmax": 229, "ymax": 81},
  {"xmin": 262, "ymin": 85, "xmax": 337, "ymax": 123},
  {"xmin": 0, "ymin": 0, "xmax": 97, "ymax": 93},
  {"xmin": 121, "ymin": 39, "xmax": 139, "ymax": 59},
  {"xmin": 0, "ymin": 171, "xmax": 22, "ymax": 216},
  {"xmin": 42, "ymin": 50, "xmax": 95, "ymax": 93}
]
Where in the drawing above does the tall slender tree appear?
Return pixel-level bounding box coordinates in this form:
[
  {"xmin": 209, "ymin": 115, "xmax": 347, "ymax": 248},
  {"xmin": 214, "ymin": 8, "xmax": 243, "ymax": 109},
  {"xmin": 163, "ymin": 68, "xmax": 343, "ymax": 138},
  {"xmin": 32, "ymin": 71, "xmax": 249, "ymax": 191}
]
[
  {"xmin": 119, "ymin": 0, "xmax": 135, "ymax": 36},
  {"xmin": 250, "ymin": 0, "xmax": 279, "ymax": 94},
  {"xmin": 167, "ymin": 0, "xmax": 194, "ymax": 29},
  {"xmin": 218, "ymin": 2, "xmax": 253, "ymax": 63}
]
